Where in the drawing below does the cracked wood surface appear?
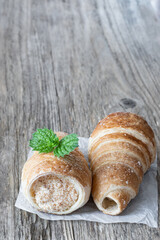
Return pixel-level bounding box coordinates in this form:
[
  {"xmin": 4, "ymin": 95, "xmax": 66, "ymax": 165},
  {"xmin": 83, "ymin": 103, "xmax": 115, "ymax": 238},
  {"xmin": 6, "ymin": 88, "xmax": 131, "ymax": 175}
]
[{"xmin": 0, "ymin": 0, "xmax": 160, "ymax": 239}]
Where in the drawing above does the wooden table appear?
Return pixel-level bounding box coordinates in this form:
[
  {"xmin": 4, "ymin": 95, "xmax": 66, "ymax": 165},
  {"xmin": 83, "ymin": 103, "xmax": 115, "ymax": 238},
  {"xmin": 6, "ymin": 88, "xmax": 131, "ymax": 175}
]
[{"xmin": 1, "ymin": 0, "xmax": 160, "ymax": 239}]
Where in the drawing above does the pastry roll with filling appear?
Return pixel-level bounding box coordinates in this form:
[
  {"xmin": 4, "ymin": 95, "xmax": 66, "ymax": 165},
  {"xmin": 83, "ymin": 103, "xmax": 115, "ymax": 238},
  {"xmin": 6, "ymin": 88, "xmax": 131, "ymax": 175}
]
[
  {"xmin": 22, "ymin": 132, "xmax": 91, "ymax": 215},
  {"xmin": 88, "ymin": 112, "xmax": 156, "ymax": 215}
]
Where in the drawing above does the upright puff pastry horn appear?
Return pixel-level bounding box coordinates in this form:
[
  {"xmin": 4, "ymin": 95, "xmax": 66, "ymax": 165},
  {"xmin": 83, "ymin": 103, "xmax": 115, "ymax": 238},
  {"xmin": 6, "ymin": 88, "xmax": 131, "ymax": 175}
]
[
  {"xmin": 88, "ymin": 112, "xmax": 156, "ymax": 215},
  {"xmin": 22, "ymin": 132, "xmax": 91, "ymax": 215}
]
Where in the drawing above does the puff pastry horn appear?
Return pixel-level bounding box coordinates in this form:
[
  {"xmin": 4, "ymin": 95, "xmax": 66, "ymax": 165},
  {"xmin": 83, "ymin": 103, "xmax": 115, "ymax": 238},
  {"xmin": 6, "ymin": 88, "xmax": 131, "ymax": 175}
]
[
  {"xmin": 22, "ymin": 132, "xmax": 91, "ymax": 215},
  {"xmin": 88, "ymin": 112, "xmax": 156, "ymax": 215}
]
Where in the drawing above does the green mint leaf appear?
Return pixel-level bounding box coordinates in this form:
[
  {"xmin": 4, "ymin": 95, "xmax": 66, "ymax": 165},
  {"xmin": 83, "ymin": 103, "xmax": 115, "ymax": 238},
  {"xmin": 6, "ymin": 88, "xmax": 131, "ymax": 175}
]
[
  {"xmin": 29, "ymin": 128, "xmax": 59, "ymax": 153},
  {"xmin": 54, "ymin": 134, "xmax": 79, "ymax": 157}
]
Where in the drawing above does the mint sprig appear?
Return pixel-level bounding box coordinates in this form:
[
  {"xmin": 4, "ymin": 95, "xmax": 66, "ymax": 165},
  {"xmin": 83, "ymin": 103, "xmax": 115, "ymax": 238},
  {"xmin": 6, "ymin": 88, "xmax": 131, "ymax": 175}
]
[
  {"xmin": 29, "ymin": 128, "xmax": 59, "ymax": 153},
  {"xmin": 54, "ymin": 134, "xmax": 78, "ymax": 157},
  {"xmin": 29, "ymin": 128, "xmax": 79, "ymax": 157}
]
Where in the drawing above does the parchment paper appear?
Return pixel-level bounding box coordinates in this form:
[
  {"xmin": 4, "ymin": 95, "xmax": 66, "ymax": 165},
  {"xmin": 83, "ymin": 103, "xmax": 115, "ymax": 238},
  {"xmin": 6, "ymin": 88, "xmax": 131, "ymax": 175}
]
[{"xmin": 15, "ymin": 137, "xmax": 158, "ymax": 228}]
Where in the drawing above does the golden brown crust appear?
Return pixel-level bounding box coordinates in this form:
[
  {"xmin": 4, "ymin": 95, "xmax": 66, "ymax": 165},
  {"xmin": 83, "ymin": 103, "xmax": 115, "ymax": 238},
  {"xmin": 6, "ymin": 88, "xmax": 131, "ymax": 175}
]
[
  {"xmin": 22, "ymin": 132, "xmax": 92, "ymax": 214},
  {"xmin": 90, "ymin": 141, "xmax": 148, "ymax": 172},
  {"xmin": 88, "ymin": 112, "xmax": 156, "ymax": 215},
  {"xmin": 91, "ymin": 152, "xmax": 144, "ymax": 182},
  {"xmin": 89, "ymin": 132, "xmax": 152, "ymax": 166},
  {"xmin": 92, "ymin": 163, "xmax": 140, "ymax": 199},
  {"xmin": 22, "ymin": 151, "xmax": 91, "ymax": 189},
  {"xmin": 22, "ymin": 132, "xmax": 91, "ymax": 188},
  {"xmin": 91, "ymin": 112, "xmax": 156, "ymax": 148}
]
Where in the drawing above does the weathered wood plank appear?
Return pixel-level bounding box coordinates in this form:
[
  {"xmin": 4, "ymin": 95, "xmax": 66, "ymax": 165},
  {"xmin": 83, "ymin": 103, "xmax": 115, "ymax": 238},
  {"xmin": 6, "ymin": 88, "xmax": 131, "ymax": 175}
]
[{"xmin": 0, "ymin": 0, "xmax": 160, "ymax": 239}]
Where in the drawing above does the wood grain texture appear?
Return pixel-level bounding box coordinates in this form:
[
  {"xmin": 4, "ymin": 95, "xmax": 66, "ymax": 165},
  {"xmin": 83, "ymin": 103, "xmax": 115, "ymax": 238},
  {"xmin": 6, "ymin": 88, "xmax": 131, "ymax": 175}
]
[{"xmin": 0, "ymin": 0, "xmax": 160, "ymax": 239}]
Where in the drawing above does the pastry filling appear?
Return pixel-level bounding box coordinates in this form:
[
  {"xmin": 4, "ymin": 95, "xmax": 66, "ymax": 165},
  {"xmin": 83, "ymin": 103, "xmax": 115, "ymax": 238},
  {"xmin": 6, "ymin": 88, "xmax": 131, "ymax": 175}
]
[
  {"xmin": 31, "ymin": 175, "xmax": 79, "ymax": 212},
  {"xmin": 102, "ymin": 197, "xmax": 117, "ymax": 211}
]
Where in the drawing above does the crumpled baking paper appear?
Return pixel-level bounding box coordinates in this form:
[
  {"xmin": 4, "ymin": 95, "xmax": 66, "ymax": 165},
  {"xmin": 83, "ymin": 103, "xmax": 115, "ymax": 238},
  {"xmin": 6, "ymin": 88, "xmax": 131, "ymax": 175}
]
[{"xmin": 15, "ymin": 137, "xmax": 158, "ymax": 228}]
